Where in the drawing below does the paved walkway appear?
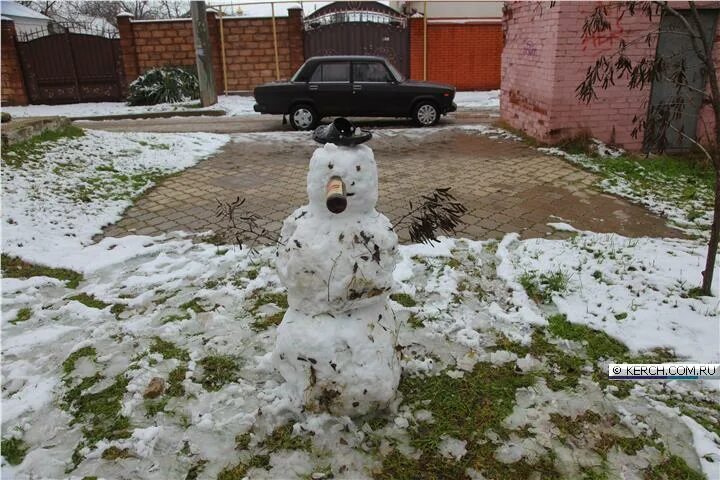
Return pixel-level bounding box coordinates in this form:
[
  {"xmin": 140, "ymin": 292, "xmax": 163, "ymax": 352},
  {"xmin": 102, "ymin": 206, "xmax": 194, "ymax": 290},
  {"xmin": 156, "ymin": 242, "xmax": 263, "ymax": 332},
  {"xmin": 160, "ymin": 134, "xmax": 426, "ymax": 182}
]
[{"xmin": 99, "ymin": 125, "xmax": 680, "ymax": 244}]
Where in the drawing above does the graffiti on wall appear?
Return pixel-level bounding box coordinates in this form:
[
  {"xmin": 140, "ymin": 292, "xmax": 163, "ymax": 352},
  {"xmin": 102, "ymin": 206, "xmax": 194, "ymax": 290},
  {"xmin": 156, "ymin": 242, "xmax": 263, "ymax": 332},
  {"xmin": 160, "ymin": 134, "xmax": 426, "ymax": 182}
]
[
  {"xmin": 582, "ymin": 10, "xmax": 626, "ymax": 51},
  {"xmin": 522, "ymin": 40, "xmax": 538, "ymax": 56}
]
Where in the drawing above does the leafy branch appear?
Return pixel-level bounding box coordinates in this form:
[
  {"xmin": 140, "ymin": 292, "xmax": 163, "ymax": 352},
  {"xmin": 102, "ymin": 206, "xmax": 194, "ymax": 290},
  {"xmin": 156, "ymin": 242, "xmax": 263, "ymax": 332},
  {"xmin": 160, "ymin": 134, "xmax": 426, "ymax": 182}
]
[{"xmin": 392, "ymin": 188, "xmax": 467, "ymax": 244}]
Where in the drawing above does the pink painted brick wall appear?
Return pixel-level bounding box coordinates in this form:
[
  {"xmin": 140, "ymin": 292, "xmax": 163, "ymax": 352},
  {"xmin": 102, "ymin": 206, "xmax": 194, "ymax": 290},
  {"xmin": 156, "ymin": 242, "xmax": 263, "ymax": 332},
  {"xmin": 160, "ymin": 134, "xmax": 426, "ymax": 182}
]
[
  {"xmin": 500, "ymin": 2, "xmax": 562, "ymax": 140},
  {"xmin": 501, "ymin": 1, "xmax": 719, "ymax": 151}
]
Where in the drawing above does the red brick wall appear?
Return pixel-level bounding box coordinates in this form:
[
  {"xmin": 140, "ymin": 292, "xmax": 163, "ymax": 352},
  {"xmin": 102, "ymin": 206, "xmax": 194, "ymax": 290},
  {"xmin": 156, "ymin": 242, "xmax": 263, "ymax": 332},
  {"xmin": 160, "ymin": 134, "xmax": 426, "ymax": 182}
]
[
  {"xmin": 1, "ymin": 20, "xmax": 29, "ymax": 106},
  {"xmin": 117, "ymin": 9, "xmax": 304, "ymax": 94},
  {"xmin": 410, "ymin": 17, "xmax": 502, "ymax": 91},
  {"xmin": 221, "ymin": 12, "xmax": 303, "ymax": 91}
]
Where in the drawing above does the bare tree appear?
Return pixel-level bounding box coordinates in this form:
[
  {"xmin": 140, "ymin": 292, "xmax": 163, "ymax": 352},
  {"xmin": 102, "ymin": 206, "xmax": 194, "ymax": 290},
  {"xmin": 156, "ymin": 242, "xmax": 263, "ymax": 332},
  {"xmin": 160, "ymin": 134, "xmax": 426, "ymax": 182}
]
[
  {"xmin": 577, "ymin": 1, "xmax": 719, "ymax": 296},
  {"xmin": 19, "ymin": 1, "xmax": 188, "ymax": 28},
  {"xmin": 17, "ymin": 1, "xmax": 56, "ymax": 16}
]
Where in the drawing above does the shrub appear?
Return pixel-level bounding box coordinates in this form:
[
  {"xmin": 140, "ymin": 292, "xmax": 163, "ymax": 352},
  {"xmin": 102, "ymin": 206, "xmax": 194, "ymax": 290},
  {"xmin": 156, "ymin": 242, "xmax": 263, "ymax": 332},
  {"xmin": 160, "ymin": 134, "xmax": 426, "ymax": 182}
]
[{"xmin": 126, "ymin": 67, "xmax": 199, "ymax": 106}]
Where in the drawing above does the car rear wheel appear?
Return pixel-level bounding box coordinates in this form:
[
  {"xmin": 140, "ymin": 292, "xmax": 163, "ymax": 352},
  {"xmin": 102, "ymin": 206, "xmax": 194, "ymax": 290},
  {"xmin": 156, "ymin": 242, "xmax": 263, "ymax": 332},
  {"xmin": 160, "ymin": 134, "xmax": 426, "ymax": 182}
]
[
  {"xmin": 413, "ymin": 101, "xmax": 440, "ymax": 127},
  {"xmin": 289, "ymin": 104, "xmax": 318, "ymax": 131}
]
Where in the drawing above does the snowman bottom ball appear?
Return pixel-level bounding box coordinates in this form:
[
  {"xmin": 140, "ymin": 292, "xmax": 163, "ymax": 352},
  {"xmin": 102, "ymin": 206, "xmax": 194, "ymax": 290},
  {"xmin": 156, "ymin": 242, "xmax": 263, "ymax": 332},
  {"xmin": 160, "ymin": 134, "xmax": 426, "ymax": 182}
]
[{"xmin": 272, "ymin": 301, "xmax": 400, "ymax": 416}]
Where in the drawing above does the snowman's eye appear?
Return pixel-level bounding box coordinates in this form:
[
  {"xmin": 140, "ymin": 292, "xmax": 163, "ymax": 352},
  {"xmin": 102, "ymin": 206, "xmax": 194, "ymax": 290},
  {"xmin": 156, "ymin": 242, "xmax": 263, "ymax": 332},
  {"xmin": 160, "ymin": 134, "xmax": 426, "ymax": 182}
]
[
  {"xmin": 351, "ymin": 181, "xmax": 355, "ymax": 186},
  {"xmin": 356, "ymin": 165, "xmax": 361, "ymax": 171},
  {"xmin": 328, "ymin": 163, "xmax": 334, "ymax": 169}
]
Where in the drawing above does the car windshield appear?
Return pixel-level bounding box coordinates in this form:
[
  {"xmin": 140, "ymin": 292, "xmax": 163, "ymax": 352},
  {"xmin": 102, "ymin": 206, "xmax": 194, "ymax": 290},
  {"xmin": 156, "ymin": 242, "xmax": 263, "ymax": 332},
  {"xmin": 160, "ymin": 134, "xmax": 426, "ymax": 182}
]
[{"xmin": 386, "ymin": 62, "xmax": 404, "ymax": 82}]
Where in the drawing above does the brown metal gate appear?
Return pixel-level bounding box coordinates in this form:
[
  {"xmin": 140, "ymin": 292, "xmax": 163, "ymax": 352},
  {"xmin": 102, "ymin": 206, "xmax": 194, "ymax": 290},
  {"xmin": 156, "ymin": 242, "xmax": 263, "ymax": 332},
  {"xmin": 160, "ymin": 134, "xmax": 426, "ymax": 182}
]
[
  {"xmin": 16, "ymin": 27, "xmax": 123, "ymax": 104},
  {"xmin": 303, "ymin": 1, "xmax": 409, "ymax": 77}
]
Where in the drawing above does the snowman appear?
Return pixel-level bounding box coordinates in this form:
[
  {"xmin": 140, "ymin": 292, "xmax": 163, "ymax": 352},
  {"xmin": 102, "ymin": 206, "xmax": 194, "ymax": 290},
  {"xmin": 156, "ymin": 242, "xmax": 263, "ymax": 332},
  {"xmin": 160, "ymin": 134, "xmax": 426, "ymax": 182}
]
[{"xmin": 272, "ymin": 119, "xmax": 400, "ymax": 416}]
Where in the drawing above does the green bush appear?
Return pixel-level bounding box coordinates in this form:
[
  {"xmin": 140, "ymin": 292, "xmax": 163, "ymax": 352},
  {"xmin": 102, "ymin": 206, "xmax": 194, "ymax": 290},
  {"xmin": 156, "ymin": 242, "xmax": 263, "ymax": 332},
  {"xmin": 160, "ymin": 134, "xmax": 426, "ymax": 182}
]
[{"xmin": 126, "ymin": 67, "xmax": 199, "ymax": 106}]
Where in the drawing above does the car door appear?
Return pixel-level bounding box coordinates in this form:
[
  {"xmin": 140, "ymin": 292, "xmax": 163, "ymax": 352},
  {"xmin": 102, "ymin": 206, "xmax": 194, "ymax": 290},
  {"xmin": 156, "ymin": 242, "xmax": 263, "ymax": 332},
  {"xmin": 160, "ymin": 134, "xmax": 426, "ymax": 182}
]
[
  {"xmin": 351, "ymin": 61, "xmax": 398, "ymax": 116},
  {"xmin": 307, "ymin": 61, "xmax": 352, "ymax": 117}
]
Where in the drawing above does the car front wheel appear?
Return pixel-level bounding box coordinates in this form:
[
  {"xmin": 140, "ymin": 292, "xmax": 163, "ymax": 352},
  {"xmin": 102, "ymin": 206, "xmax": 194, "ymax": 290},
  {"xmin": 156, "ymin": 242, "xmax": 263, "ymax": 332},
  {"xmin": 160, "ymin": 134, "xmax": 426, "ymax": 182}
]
[
  {"xmin": 412, "ymin": 101, "xmax": 440, "ymax": 127},
  {"xmin": 289, "ymin": 104, "xmax": 318, "ymax": 131}
]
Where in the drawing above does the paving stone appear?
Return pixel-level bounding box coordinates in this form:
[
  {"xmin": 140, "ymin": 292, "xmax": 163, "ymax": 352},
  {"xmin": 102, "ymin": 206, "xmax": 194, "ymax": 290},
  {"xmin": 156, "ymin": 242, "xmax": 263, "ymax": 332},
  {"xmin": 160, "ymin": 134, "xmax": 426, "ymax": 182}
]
[{"xmin": 100, "ymin": 129, "xmax": 682, "ymax": 244}]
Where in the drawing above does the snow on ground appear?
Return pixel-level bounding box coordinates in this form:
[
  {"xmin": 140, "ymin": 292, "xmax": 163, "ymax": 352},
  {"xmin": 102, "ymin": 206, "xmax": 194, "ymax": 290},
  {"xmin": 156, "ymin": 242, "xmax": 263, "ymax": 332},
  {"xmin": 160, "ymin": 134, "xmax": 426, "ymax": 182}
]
[
  {"xmin": 1, "ymin": 95, "xmax": 258, "ymax": 119},
  {"xmin": 499, "ymin": 232, "xmax": 720, "ymax": 362},
  {"xmin": 2, "ymin": 91, "xmax": 498, "ymax": 120},
  {"xmin": 455, "ymin": 90, "xmax": 499, "ymax": 109},
  {"xmin": 2, "ymin": 129, "xmax": 229, "ymax": 267},
  {"xmin": 2, "ymin": 127, "xmax": 719, "ymax": 479}
]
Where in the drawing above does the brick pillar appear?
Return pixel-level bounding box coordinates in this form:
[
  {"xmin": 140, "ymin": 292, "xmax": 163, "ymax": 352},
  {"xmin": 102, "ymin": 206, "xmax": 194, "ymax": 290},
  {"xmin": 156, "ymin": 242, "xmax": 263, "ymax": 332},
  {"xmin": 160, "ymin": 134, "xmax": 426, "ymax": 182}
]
[
  {"xmin": 408, "ymin": 17, "xmax": 424, "ymax": 81},
  {"xmin": 206, "ymin": 9, "xmax": 224, "ymax": 94},
  {"xmin": 288, "ymin": 7, "xmax": 305, "ymax": 70},
  {"xmin": 1, "ymin": 19, "xmax": 29, "ymax": 105},
  {"xmin": 117, "ymin": 13, "xmax": 138, "ymax": 94}
]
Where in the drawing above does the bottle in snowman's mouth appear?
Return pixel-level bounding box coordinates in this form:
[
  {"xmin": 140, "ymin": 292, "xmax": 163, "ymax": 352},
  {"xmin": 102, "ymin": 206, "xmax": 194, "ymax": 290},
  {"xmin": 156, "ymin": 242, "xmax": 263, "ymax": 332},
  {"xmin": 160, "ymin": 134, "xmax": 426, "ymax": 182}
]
[{"xmin": 326, "ymin": 176, "xmax": 347, "ymax": 214}]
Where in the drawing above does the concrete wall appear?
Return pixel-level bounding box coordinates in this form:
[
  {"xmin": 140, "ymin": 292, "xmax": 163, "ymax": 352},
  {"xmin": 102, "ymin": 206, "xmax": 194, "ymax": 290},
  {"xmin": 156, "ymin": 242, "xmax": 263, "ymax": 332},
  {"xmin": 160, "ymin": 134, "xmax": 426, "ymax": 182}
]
[{"xmin": 501, "ymin": 1, "xmax": 719, "ymax": 151}]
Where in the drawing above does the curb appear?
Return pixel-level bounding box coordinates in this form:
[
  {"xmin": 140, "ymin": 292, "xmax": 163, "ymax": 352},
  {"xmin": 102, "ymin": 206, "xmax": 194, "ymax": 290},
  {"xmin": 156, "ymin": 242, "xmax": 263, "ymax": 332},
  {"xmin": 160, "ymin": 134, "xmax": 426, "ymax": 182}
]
[{"xmin": 69, "ymin": 109, "xmax": 227, "ymax": 121}]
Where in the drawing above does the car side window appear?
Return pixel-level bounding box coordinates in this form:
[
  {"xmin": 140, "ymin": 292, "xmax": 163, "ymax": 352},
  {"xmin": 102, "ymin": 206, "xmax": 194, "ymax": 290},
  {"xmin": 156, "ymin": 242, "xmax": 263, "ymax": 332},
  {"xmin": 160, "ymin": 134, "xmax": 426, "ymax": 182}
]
[
  {"xmin": 353, "ymin": 62, "xmax": 392, "ymax": 82},
  {"xmin": 310, "ymin": 62, "xmax": 350, "ymax": 82}
]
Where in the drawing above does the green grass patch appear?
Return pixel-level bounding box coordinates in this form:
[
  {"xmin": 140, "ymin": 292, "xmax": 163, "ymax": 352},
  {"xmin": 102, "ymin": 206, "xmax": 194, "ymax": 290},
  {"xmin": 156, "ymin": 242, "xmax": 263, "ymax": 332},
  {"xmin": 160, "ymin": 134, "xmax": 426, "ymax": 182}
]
[
  {"xmin": 494, "ymin": 329, "xmax": 584, "ymax": 391},
  {"xmin": 62, "ymin": 346, "xmax": 97, "ymax": 376},
  {"xmin": 161, "ymin": 313, "xmax": 191, "ymax": 324},
  {"xmin": 144, "ymin": 398, "xmax": 168, "ymax": 417},
  {"xmin": 110, "ymin": 303, "xmax": 126, "ymax": 318},
  {"xmin": 101, "ymin": 446, "xmax": 132, "ymax": 460},
  {"xmin": 519, "ymin": 270, "xmax": 569, "ymax": 304},
  {"xmin": 179, "ymin": 297, "xmax": 209, "ymax": 313},
  {"xmin": 235, "ymin": 433, "xmax": 251, "ymax": 451},
  {"xmin": 1, "ymin": 254, "xmax": 83, "ymax": 288},
  {"xmin": 390, "ymin": 293, "xmax": 417, "ymax": 308},
  {"xmin": 547, "ymin": 314, "xmax": 629, "ymax": 361},
  {"xmin": 185, "ymin": 459, "xmax": 208, "ymax": 480},
  {"xmin": 549, "ymin": 411, "xmax": 602, "ymax": 438},
  {"xmin": 250, "ymin": 311, "xmax": 285, "ymax": 332},
  {"xmin": 2, "ymin": 125, "xmax": 84, "ymax": 168},
  {"xmin": 166, "ymin": 365, "xmax": 188, "ymax": 397},
  {"xmin": 149, "ymin": 337, "xmax": 190, "ymax": 362},
  {"xmin": 11, "ymin": 307, "xmax": 32, "ymax": 324},
  {"xmin": 261, "ymin": 423, "xmax": 311, "ymax": 451},
  {"xmin": 642, "ymin": 454, "xmax": 705, "ymax": 480},
  {"xmin": 407, "ymin": 314, "xmax": 424, "ymax": 329},
  {"xmin": 72, "ymin": 169, "xmax": 167, "ymax": 203},
  {"xmin": 1, "ymin": 437, "xmax": 29, "ymax": 465},
  {"xmin": 377, "ymin": 362, "xmax": 555, "ymax": 479},
  {"xmin": 66, "ymin": 374, "xmax": 132, "ymax": 469},
  {"xmin": 69, "ymin": 293, "xmax": 110, "ymax": 309},
  {"xmin": 445, "ymin": 258, "xmax": 462, "ymax": 269},
  {"xmin": 218, "ymin": 455, "xmax": 271, "ymax": 479},
  {"xmin": 196, "ymin": 355, "xmax": 240, "ymax": 391},
  {"xmin": 252, "ymin": 292, "xmax": 288, "ymax": 310}
]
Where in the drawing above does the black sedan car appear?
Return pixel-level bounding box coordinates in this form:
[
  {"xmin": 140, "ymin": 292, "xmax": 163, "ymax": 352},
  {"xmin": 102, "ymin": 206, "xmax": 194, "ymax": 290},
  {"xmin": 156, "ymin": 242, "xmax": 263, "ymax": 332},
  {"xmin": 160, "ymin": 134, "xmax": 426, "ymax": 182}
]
[{"xmin": 253, "ymin": 56, "xmax": 457, "ymax": 130}]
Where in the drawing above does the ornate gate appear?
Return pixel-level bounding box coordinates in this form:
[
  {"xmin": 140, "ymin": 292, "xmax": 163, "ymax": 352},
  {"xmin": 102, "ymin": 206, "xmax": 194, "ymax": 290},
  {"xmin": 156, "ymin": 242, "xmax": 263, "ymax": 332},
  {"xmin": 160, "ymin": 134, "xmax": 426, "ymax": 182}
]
[
  {"xmin": 303, "ymin": 1, "xmax": 409, "ymax": 77},
  {"xmin": 16, "ymin": 27, "xmax": 123, "ymax": 104}
]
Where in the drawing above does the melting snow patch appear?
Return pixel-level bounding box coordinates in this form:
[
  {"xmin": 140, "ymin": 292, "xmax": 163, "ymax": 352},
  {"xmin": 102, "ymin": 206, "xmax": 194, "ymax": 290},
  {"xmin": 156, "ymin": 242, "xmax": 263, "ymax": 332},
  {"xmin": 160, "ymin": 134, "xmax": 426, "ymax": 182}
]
[
  {"xmin": 3, "ymin": 129, "xmax": 228, "ymax": 267},
  {"xmin": 438, "ymin": 435, "xmax": 468, "ymax": 460}
]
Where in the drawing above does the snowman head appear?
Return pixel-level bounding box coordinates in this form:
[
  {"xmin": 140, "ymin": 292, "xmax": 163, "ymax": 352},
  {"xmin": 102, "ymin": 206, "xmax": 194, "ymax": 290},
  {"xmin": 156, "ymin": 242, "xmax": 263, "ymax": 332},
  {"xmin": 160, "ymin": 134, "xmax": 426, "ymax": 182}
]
[{"xmin": 306, "ymin": 143, "xmax": 378, "ymax": 217}]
